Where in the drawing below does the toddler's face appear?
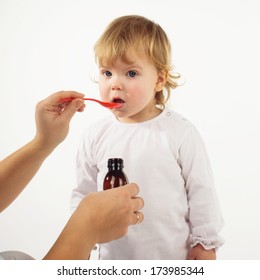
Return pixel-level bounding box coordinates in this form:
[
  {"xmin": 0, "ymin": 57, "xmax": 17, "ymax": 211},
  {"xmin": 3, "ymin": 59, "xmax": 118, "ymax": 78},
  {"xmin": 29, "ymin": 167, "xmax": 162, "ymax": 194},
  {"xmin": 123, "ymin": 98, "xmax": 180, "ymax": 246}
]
[{"xmin": 98, "ymin": 52, "xmax": 164, "ymax": 123}]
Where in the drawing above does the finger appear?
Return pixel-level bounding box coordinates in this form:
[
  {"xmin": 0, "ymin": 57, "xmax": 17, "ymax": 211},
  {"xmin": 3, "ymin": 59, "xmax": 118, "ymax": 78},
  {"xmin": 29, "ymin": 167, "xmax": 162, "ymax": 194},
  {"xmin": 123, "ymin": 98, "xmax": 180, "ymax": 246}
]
[
  {"xmin": 123, "ymin": 183, "xmax": 140, "ymax": 197},
  {"xmin": 135, "ymin": 211, "xmax": 144, "ymax": 224},
  {"xmin": 44, "ymin": 91, "xmax": 84, "ymax": 106},
  {"xmin": 61, "ymin": 98, "xmax": 85, "ymax": 120},
  {"xmin": 57, "ymin": 90, "xmax": 85, "ymax": 102},
  {"xmin": 77, "ymin": 104, "xmax": 86, "ymax": 112},
  {"xmin": 131, "ymin": 196, "xmax": 144, "ymax": 212},
  {"xmin": 130, "ymin": 211, "xmax": 144, "ymax": 225}
]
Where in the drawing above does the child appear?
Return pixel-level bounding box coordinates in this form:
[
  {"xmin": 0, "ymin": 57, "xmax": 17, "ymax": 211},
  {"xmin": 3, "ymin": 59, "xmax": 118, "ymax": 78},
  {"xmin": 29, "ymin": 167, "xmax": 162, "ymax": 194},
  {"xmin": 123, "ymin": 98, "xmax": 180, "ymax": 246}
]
[{"xmin": 71, "ymin": 15, "xmax": 224, "ymax": 259}]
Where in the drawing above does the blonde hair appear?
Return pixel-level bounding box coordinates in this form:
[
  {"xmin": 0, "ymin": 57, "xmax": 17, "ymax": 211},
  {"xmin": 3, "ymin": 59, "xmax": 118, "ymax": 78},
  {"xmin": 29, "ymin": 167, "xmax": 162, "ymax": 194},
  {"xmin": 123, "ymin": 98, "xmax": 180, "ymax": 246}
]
[{"xmin": 94, "ymin": 15, "xmax": 180, "ymax": 109}]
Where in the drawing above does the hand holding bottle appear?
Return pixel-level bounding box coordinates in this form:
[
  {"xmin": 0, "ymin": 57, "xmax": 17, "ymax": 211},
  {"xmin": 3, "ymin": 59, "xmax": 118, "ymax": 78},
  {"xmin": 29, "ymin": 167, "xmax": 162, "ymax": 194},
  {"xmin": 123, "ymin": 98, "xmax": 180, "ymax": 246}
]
[
  {"xmin": 44, "ymin": 183, "xmax": 144, "ymax": 259},
  {"xmin": 83, "ymin": 183, "xmax": 144, "ymax": 244}
]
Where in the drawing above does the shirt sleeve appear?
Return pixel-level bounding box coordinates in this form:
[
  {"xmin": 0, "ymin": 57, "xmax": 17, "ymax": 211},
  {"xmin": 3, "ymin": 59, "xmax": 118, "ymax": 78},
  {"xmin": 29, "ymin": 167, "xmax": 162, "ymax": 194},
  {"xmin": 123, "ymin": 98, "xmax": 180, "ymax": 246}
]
[
  {"xmin": 178, "ymin": 125, "xmax": 224, "ymax": 249},
  {"xmin": 70, "ymin": 129, "xmax": 98, "ymax": 213}
]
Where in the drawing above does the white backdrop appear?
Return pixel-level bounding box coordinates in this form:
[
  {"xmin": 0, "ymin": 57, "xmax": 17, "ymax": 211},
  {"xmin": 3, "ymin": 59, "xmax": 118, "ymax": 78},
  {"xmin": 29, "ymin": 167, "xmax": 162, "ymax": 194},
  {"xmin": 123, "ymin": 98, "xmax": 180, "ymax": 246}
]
[{"xmin": 0, "ymin": 0, "xmax": 259, "ymax": 259}]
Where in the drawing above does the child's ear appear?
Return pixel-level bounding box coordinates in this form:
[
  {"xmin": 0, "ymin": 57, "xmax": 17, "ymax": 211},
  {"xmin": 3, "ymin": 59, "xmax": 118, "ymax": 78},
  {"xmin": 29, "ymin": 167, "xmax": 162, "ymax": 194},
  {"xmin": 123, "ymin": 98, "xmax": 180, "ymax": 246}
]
[{"xmin": 155, "ymin": 70, "xmax": 168, "ymax": 91}]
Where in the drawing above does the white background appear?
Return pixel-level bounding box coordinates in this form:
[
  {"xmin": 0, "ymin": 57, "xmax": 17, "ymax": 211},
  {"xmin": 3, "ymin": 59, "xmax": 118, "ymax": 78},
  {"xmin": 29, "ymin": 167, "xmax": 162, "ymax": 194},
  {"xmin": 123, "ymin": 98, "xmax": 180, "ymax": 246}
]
[{"xmin": 0, "ymin": 0, "xmax": 259, "ymax": 260}]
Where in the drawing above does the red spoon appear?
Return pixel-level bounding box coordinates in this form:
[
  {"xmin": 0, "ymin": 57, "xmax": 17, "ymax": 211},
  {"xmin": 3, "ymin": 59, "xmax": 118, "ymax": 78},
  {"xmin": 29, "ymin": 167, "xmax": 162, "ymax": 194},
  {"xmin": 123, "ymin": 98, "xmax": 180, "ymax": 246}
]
[{"xmin": 60, "ymin": 97, "xmax": 122, "ymax": 109}]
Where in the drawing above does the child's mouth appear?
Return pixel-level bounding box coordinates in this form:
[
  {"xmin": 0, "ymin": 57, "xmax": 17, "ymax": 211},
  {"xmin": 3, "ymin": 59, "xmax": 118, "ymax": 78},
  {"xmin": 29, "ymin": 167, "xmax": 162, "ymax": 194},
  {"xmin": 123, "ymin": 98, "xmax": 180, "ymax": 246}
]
[
  {"xmin": 112, "ymin": 98, "xmax": 125, "ymax": 104},
  {"xmin": 112, "ymin": 98, "xmax": 125, "ymax": 109}
]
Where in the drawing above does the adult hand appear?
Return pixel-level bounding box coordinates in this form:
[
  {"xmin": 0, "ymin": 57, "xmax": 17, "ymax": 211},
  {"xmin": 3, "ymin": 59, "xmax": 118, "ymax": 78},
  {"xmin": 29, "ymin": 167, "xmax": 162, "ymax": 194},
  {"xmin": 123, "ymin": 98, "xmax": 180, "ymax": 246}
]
[
  {"xmin": 79, "ymin": 183, "xmax": 144, "ymax": 244},
  {"xmin": 34, "ymin": 91, "xmax": 85, "ymax": 151},
  {"xmin": 44, "ymin": 183, "xmax": 144, "ymax": 259}
]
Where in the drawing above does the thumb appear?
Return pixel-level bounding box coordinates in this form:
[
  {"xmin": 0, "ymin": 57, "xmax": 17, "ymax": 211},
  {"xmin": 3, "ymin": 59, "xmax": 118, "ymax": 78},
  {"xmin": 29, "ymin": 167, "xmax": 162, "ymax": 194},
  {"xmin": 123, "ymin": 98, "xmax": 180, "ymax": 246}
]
[{"xmin": 62, "ymin": 98, "xmax": 85, "ymax": 120}]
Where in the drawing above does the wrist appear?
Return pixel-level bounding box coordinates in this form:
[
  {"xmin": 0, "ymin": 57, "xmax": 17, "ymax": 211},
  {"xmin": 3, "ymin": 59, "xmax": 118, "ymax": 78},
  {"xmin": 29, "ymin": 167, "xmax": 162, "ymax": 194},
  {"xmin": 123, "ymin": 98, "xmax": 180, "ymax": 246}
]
[
  {"xmin": 76, "ymin": 198, "xmax": 99, "ymax": 245},
  {"xmin": 31, "ymin": 136, "xmax": 57, "ymax": 157}
]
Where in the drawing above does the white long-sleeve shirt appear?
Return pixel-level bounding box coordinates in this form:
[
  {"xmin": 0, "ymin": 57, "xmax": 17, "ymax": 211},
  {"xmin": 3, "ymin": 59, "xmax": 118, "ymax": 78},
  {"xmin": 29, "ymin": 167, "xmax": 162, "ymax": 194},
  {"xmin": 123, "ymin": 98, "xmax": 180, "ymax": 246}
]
[{"xmin": 71, "ymin": 108, "xmax": 224, "ymax": 259}]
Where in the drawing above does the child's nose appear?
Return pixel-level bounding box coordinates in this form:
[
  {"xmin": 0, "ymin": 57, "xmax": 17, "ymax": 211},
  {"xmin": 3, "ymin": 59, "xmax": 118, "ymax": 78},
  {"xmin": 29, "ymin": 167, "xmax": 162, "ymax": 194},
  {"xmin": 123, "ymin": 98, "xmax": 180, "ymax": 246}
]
[
  {"xmin": 112, "ymin": 84, "xmax": 122, "ymax": 90},
  {"xmin": 111, "ymin": 76, "xmax": 123, "ymax": 91}
]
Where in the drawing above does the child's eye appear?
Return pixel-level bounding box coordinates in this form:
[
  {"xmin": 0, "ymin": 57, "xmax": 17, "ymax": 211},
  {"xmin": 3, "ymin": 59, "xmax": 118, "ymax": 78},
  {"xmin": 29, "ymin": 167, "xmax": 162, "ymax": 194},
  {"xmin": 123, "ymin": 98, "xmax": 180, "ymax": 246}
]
[
  {"xmin": 103, "ymin": 70, "xmax": 112, "ymax": 77},
  {"xmin": 127, "ymin": 70, "xmax": 137, "ymax": 78}
]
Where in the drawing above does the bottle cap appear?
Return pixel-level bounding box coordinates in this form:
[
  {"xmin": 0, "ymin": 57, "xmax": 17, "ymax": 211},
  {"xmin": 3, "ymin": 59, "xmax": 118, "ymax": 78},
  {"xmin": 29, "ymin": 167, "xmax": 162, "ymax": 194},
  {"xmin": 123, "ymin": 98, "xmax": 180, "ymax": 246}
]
[{"xmin": 108, "ymin": 158, "xmax": 124, "ymax": 169}]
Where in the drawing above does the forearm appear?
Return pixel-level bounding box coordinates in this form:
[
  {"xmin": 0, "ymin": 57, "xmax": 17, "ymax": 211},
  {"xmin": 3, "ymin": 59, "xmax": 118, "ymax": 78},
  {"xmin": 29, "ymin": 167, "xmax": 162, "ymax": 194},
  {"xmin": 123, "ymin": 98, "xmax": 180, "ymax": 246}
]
[
  {"xmin": 0, "ymin": 138, "xmax": 53, "ymax": 212},
  {"xmin": 188, "ymin": 188, "xmax": 224, "ymax": 249},
  {"xmin": 43, "ymin": 210, "xmax": 94, "ymax": 260}
]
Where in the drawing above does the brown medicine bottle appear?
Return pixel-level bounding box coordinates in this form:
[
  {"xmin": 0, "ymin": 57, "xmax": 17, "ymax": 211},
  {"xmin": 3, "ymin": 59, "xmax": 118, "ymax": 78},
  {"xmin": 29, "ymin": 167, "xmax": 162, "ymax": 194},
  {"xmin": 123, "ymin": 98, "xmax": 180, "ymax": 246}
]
[{"xmin": 103, "ymin": 158, "xmax": 128, "ymax": 190}]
